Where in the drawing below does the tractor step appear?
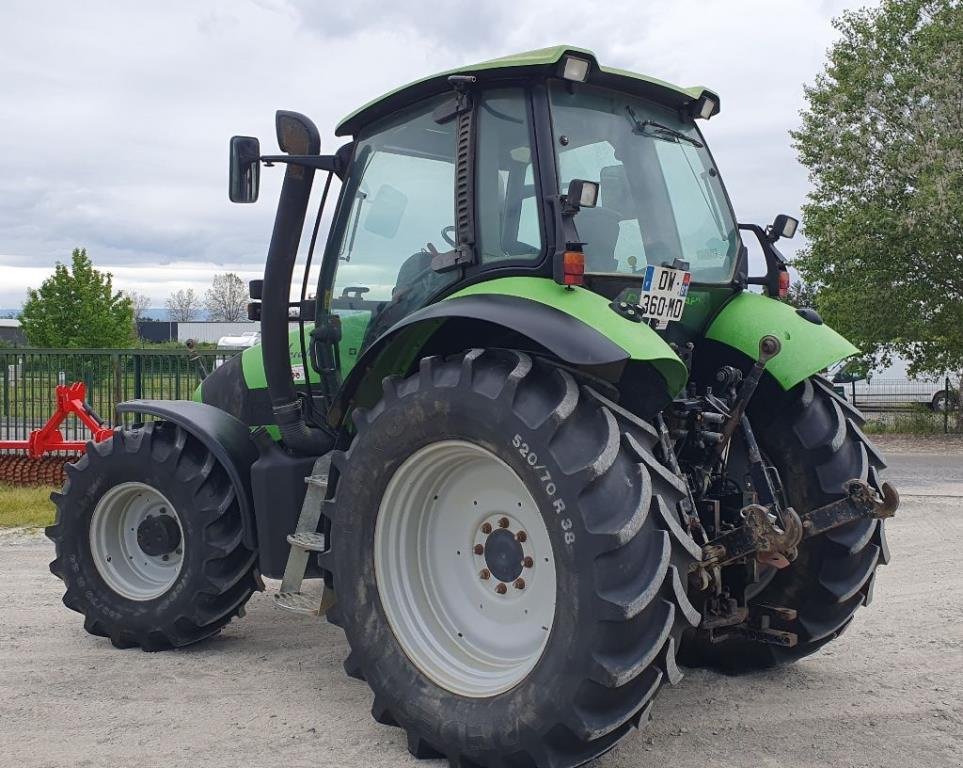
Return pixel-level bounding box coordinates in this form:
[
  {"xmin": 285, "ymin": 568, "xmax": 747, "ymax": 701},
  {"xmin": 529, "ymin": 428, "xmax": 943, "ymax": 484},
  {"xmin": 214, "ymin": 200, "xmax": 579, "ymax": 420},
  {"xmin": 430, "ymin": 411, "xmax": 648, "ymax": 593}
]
[
  {"xmin": 274, "ymin": 454, "xmax": 336, "ymax": 618},
  {"xmin": 274, "ymin": 589, "xmax": 334, "ymax": 616},
  {"xmin": 287, "ymin": 531, "xmax": 326, "ymax": 551}
]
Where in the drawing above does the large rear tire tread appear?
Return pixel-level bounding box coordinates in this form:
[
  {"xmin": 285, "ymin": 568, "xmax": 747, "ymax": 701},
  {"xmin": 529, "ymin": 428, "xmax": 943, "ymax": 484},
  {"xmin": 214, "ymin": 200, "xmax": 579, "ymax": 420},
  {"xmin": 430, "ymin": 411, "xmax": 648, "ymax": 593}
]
[
  {"xmin": 324, "ymin": 349, "xmax": 701, "ymax": 768},
  {"xmin": 680, "ymin": 374, "xmax": 889, "ymax": 671},
  {"xmin": 46, "ymin": 421, "xmax": 260, "ymax": 651}
]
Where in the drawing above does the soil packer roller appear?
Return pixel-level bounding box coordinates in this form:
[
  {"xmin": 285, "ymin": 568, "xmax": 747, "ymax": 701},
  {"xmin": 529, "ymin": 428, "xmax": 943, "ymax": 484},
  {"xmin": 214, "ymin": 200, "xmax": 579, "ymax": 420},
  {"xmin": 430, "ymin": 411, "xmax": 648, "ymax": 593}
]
[{"xmin": 47, "ymin": 46, "xmax": 898, "ymax": 768}]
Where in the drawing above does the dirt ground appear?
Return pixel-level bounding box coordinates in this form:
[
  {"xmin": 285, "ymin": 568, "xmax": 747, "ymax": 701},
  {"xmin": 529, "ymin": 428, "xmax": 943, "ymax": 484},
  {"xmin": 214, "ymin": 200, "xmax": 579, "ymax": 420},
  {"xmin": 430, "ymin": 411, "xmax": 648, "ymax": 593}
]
[{"xmin": 1, "ymin": 450, "xmax": 961, "ymax": 768}]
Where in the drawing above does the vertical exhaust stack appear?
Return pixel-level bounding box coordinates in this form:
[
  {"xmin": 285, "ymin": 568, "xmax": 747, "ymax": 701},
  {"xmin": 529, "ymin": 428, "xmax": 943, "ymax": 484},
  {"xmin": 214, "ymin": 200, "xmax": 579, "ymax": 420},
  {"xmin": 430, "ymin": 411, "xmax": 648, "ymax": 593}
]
[{"xmin": 261, "ymin": 111, "xmax": 334, "ymax": 456}]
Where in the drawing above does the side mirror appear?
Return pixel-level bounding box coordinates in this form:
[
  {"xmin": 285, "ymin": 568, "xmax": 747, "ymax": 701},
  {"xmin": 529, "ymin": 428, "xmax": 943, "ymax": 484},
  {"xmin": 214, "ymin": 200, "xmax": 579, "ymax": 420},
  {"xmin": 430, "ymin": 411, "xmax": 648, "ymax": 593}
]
[
  {"xmin": 229, "ymin": 136, "xmax": 261, "ymax": 203},
  {"xmin": 768, "ymin": 213, "xmax": 798, "ymax": 242}
]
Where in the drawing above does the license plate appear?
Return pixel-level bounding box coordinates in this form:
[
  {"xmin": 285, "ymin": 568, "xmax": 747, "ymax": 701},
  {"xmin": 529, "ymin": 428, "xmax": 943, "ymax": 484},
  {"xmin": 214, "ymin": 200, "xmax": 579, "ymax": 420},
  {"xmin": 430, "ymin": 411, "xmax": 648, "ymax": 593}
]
[{"xmin": 638, "ymin": 265, "xmax": 690, "ymax": 323}]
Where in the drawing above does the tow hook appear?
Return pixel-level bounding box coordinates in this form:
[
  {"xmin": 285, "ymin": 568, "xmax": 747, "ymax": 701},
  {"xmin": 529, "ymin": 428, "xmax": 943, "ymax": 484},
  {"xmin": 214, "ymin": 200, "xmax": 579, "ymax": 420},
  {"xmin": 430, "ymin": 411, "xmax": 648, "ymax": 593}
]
[
  {"xmin": 799, "ymin": 478, "xmax": 899, "ymax": 538},
  {"xmin": 691, "ymin": 477, "xmax": 899, "ymax": 586}
]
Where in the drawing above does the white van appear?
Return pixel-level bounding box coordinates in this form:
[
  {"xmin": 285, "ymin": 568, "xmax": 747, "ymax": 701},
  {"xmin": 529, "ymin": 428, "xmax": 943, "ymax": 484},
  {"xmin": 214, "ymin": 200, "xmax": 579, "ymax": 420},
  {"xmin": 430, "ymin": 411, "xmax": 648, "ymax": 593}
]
[{"xmin": 829, "ymin": 357, "xmax": 957, "ymax": 411}]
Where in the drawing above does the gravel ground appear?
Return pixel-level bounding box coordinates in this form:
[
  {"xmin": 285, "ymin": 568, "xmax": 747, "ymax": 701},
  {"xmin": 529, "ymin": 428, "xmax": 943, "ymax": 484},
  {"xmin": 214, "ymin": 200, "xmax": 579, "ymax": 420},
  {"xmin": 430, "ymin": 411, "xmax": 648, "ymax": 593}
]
[{"xmin": 1, "ymin": 451, "xmax": 961, "ymax": 768}]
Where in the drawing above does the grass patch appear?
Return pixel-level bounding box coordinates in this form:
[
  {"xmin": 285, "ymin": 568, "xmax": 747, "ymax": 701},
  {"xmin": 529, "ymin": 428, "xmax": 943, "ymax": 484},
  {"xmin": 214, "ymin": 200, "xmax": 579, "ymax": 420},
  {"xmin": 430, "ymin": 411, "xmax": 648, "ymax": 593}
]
[
  {"xmin": 0, "ymin": 484, "xmax": 56, "ymax": 528},
  {"xmin": 862, "ymin": 408, "xmax": 950, "ymax": 435}
]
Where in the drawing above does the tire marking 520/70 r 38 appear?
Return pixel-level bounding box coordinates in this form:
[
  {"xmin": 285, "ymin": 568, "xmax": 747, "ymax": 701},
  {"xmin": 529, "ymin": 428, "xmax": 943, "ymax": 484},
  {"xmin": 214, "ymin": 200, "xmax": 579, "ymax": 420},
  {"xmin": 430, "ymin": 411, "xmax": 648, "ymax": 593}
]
[{"xmin": 512, "ymin": 433, "xmax": 575, "ymax": 546}]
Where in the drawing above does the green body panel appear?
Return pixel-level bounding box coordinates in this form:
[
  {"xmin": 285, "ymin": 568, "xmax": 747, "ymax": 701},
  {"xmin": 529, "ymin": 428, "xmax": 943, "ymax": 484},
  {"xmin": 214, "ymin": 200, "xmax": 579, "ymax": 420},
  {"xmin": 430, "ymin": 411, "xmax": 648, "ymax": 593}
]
[
  {"xmin": 336, "ymin": 45, "xmax": 717, "ymax": 136},
  {"xmin": 449, "ymin": 277, "xmax": 689, "ymax": 395},
  {"xmin": 705, "ymin": 291, "xmax": 859, "ymax": 389},
  {"xmin": 229, "ymin": 315, "xmax": 371, "ymax": 395}
]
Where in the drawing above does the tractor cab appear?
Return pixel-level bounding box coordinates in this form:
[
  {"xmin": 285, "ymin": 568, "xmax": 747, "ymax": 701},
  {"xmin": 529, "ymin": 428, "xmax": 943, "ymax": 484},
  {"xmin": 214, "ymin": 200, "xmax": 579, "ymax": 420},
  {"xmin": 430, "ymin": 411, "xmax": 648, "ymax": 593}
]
[{"xmin": 227, "ymin": 46, "xmax": 802, "ymax": 436}]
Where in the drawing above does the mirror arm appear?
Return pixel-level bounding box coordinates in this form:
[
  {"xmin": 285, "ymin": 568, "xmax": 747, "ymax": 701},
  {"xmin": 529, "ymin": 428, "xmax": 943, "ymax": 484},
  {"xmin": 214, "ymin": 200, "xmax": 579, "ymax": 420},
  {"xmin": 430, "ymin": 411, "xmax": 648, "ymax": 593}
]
[
  {"xmin": 260, "ymin": 154, "xmax": 341, "ymax": 173},
  {"xmin": 739, "ymin": 222, "xmax": 788, "ymax": 296}
]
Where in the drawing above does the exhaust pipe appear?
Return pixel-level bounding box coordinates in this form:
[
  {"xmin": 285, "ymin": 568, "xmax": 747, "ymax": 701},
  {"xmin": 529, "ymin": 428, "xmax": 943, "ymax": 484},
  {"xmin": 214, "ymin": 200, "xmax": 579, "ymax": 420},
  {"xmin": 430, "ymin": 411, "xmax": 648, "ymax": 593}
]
[{"xmin": 261, "ymin": 111, "xmax": 335, "ymax": 456}]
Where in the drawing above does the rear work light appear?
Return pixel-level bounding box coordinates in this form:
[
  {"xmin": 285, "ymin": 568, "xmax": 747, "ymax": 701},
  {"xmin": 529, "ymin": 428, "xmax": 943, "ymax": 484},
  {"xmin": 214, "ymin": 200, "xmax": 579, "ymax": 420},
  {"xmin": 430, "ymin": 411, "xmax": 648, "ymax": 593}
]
[
  {"xmin": 561, "ymin": 55, "xmax": 590, "ymax": 83},
  {"xmin": 562, "ymin": 250, "xmax": 585, "ymax": 286}
]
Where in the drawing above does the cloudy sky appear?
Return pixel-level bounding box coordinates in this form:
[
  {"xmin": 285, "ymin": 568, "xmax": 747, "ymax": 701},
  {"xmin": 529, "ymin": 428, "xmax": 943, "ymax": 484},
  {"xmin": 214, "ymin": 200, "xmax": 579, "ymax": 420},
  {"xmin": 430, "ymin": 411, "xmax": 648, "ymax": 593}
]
[{"xmin": 0, "ymin": 0, "xmax": 875, "ymax": 309}]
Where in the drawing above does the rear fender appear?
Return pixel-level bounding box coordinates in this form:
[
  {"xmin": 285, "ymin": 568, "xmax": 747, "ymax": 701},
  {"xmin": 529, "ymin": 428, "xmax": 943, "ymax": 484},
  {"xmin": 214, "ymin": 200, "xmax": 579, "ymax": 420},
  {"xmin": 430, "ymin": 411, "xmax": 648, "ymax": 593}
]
[
  {"xmin": 116, "ymin": 400, "xmax": 259, "ymax": 550},
  {"xmin": 705, "ymin": 292, "xmax": 858, "ymax": 390},
  {"xmin": 329, "ymin": 277, "xmax": 688, "ymax": 426}
]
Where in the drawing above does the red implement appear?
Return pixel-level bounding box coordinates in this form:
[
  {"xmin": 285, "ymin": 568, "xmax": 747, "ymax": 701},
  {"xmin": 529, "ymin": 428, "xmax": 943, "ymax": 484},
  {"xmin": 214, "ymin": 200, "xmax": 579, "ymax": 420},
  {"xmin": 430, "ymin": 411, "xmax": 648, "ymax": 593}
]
[{"xmin": 0, "ymin": 382, "xmax": 113, "ymax": 458}]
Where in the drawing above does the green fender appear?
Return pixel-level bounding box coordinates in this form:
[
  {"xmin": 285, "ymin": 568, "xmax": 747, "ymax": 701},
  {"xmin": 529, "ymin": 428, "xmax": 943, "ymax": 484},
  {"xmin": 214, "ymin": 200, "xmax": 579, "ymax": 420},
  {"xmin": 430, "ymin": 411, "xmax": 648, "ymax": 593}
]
[
  {"xmin": 450, "ymin": 277, "xmax": 688, "ymax": 395},
  {"xmin": 705, "ymin": 291, "xmax": 858, "ymax": 390}
]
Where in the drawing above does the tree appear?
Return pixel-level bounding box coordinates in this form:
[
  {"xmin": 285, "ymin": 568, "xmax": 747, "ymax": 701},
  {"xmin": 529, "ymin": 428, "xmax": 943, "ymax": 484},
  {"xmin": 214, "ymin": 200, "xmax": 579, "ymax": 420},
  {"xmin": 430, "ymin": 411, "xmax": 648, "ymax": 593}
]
[
  {"xmin": 20, "ymin": 248, "xmax": 134, "ymax": 348},
  {"xmin": 204, "ymin": 272, "xmax": 247, "ymax": 322},
  {"xmin": 166, "ymin": 288, "xmax": 201, "ymax": 322},
  {"xmin": 125, "ymin": 290, "xmax": 152, "ymax": 321},
  {"xmin": 792, "ymin": 0, "xmax": 963, "ymax": 409}
]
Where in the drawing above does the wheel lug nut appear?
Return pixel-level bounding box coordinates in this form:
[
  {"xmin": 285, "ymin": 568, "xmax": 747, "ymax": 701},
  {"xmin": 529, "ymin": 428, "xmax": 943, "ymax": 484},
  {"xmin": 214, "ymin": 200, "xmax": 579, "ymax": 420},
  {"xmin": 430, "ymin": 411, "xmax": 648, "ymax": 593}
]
[
  {"xmin": 479, "ymin": 569, "xmax": 491, "ymax": 580},
  {"xmin": 495, "ymin": 583, "xmax": 508, "ymax": 595},
  {"xmin": 473, "ymin": 544, "xmax": 484, "ymax": 555},
  {"xmin": 498, "ymin": 517, "xmax": 510, "ymax": 529},
  {"xmin": 514, "ymin": 578, "xmax": 526, "ymax": 590},
  {"xmin": 481, "ymin": 523, "xmax": 492, "ymax": 534},
  {"xmin": 523, "ymin": 556, "xmax": 534, "ymax": 568},
  {"xmin": 516, "ymin": 531, "xmax": 527, "ymax": 543}
]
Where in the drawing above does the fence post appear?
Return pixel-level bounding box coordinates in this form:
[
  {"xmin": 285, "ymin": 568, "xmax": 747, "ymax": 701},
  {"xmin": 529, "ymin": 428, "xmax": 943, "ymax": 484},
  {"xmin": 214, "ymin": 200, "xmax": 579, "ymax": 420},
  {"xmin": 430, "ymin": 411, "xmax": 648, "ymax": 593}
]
[
  {"xmin": 134, "ymin": 353, "xmax": 143, "ymax": 400},
  {"xmin": 112, "ymin": 353, "xmax": 122, "ymax": 427},
  {"xmin": 2, "ymin": 357, "xmax": 8, "ymax": 419},
  {"xmin": 945, "ymin": 375, "xmax": 950, "ymax": 435}
]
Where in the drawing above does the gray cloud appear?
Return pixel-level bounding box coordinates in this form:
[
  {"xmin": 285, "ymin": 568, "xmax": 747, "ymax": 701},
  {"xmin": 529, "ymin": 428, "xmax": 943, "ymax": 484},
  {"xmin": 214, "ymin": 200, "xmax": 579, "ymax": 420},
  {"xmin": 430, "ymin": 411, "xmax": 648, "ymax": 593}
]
[{"xmin": 0, "ymin": 0, "xmax": 875, "ymax": 306}]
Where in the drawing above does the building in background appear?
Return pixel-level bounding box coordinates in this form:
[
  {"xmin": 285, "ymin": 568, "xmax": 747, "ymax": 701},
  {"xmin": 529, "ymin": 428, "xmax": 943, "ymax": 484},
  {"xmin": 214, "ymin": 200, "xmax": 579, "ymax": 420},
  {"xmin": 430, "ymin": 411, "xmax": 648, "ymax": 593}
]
[{"xmin": 0, "ymin": 319, "xmax": 26, "ymax": 346}]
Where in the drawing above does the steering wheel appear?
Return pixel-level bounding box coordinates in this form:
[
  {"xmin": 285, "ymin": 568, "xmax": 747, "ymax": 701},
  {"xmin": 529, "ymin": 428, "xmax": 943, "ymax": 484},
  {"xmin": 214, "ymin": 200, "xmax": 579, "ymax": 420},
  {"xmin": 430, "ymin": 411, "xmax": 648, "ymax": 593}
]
[{"xmin": 441, "ymin": 225, "xmax": 457, "ymax": 247}]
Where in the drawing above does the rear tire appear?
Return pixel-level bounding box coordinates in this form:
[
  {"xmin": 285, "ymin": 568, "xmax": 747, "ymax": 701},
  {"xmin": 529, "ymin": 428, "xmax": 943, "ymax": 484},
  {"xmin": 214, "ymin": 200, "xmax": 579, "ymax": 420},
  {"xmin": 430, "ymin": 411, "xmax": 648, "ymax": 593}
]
[
  {"xmin": 680, "ymin": 375, "xmax": 889, "ymax": 671},
  {"xmin": 46, "ymin": 421, "xmax": 260, "ymax": 650},
  {"xmin": 324, "ymin": 350, "xmax": 701, "ymax": 768}
]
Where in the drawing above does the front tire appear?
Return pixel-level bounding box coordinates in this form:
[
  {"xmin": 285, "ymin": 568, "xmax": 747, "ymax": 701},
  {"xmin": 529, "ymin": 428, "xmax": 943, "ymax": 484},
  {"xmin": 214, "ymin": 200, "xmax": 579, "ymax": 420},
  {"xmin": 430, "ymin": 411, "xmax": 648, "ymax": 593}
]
[
  {"xmin": 324, "ymin": 350, "xmax": 701, "ymax": 768},
  {"xmin": 46, "ymin": 421, "xmax": 260, "ymax": 650}
]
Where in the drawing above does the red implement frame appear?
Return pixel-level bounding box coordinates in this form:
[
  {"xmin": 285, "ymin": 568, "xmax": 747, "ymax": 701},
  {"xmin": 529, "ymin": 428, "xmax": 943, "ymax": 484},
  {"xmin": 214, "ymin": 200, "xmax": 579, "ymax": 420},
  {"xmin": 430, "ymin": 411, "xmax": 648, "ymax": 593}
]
[{"xmin": 0, "ymin": 382, "xmax": 113, "ymax": 458}]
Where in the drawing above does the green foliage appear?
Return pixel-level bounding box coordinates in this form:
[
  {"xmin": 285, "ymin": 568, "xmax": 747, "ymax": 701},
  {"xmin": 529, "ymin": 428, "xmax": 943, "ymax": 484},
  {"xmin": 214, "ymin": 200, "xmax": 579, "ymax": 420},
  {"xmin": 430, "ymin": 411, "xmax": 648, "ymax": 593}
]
[
  {"xmin": 784, "ymin": 280, "xmax": 819, "ymax": 309},
  {"xmin": 792, "ymin": 0, "xmax": 963, "ymax": 380},
  {"xmin": 19, "ymin": 248, "xmax": 134, "ymax": 348}
]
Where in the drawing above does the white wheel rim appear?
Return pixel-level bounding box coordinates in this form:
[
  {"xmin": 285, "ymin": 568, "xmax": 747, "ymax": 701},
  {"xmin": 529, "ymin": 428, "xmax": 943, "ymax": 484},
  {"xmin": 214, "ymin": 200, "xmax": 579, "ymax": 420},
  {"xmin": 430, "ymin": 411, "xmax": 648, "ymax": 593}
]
[
  {"xmin": 375, "ymin": 440, "xmax": 557, "ymax": 698},
  {"xmin": 89, "ymin": 482, "xmax": 185, "ymax": 601}
]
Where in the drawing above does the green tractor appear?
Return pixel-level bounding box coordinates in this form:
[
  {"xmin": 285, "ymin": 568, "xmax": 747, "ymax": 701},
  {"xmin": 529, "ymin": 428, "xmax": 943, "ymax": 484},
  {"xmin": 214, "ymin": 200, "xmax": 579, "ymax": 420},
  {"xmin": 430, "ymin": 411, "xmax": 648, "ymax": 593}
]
[{"xmin": 47, "ymin": 46, "xmax": 898, "ymax": 768}]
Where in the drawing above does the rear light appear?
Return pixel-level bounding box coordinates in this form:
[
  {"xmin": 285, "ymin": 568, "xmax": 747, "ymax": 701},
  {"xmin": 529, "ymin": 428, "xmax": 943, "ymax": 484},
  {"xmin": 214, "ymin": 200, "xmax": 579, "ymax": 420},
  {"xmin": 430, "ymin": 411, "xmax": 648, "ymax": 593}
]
[
  {"xmin": 778, "ymin": 270, "xmax": 790, "ymax": 298},
  {"xmin": 562, "ymin": 250, "xmax": 585, "ymax": 286}
]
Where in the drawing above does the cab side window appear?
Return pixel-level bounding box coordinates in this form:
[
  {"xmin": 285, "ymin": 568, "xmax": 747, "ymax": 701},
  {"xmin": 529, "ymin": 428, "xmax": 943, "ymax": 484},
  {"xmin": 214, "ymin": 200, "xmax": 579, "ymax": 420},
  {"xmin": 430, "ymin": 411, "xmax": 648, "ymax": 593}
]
[
  {"xmin": 332, "ymin": 95, "xmax": 457, "ymax": 348},
  {"xmin": 475, "ymin": 89, "xmax": 542, "ymax": 263}
]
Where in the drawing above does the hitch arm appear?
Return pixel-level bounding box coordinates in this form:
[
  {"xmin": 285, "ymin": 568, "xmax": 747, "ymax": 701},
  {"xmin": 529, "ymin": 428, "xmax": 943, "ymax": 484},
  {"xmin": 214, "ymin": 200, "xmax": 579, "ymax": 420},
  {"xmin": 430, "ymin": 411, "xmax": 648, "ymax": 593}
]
[
  {"xmin": 693, "ymin": 478, "xmax": 899, "ymax": 580},
  {"xmin": 800, "ymin": 479, "xmax": 899, "ymax": 539}
]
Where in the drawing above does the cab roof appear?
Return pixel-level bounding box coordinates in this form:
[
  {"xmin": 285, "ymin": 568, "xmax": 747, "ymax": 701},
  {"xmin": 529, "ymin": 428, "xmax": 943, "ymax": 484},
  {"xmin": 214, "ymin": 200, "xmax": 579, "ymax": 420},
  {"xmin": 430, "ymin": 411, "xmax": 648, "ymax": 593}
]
[{"xmin": 335, "ymin": 45, "xmax": 719, "ymax": 137}]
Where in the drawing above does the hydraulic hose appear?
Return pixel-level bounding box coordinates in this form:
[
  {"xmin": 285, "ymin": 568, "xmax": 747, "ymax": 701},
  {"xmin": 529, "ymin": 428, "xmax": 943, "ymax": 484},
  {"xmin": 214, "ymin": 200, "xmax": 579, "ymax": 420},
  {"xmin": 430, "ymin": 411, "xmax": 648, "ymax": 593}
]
[{"xmin": 261, "ymin": 111, "xmax": 335, "ymax": 456}]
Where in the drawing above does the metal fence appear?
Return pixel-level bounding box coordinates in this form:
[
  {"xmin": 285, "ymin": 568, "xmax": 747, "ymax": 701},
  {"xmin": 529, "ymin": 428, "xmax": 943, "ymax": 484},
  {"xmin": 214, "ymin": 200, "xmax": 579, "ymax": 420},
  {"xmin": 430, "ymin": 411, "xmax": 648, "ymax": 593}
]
[
  {"xmin": 0, "ymin": 348, "xmax": 238, "ymax": 444},
  {"xmin": 832, "ymin": 376, "xmax": 960, "ymax": 433}
]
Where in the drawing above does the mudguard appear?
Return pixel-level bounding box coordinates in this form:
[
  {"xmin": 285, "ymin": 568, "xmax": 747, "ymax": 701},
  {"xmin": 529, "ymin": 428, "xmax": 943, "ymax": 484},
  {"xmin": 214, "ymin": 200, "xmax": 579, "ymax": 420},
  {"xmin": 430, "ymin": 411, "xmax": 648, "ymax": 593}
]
[
  {"xmin": 115, "ymin": 399, "xmax": 259, "ymax": 549},
  {"xmin": 705, "ymin": 291, "xmax": 858, "ymax": 390},
  {"xmin": 330, "ymin": 277, "xmax": 688, "ymax": 423}
]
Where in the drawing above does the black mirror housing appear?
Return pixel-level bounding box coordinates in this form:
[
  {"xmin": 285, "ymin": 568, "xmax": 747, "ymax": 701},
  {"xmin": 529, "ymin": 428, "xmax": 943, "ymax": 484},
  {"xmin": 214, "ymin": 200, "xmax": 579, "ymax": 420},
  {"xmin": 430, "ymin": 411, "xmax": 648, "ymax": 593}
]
[
  {"xmin": 229, "ymin": 135, "xmax": 261, "ymax": 203},
  {"xmin": 770, "ymin": 213, "xmax": 798, "ymax": 241}
]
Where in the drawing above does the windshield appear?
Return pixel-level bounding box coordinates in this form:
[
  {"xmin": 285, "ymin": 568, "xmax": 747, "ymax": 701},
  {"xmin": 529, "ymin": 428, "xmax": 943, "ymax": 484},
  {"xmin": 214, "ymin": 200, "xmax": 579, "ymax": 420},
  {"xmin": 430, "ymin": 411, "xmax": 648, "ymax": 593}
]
[{"xmin": 549, "ymin": 83, "xmax": 739, "ymax": 282}]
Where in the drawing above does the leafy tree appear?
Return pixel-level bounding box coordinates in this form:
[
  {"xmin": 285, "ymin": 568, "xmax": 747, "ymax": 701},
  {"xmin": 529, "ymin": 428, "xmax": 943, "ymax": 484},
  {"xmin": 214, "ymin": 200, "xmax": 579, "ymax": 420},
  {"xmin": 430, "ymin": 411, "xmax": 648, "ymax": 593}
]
[
  {"xmin": 20, "ymin": 248, "xmax": 134, "ymax": 348},
  {"xmin": 785, "ymin": 280, "xmax": 819, "ymax": 310},
  {"xmin": 204, "ymin": 272, "xmax": 247, "ymax": 322},
  {"xmin": 125, "ymin": 290, "xmax": 152, "ymax": 321},
  {"xmin": 792, "ymin": 0, "xmax": 963, "ymax": 405},
  {"xmin": 165, "ymin": 288, "xmax": 201, "ymax": 322}
]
